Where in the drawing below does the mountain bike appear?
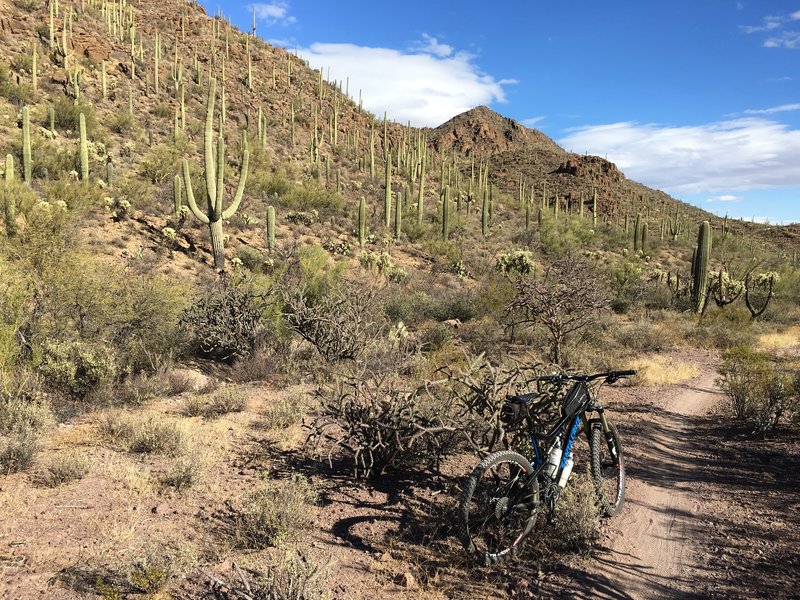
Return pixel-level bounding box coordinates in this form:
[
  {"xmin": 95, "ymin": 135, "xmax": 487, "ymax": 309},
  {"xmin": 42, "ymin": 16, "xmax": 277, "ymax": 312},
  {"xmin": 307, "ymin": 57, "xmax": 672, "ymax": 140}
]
[{"xmin": 457, "ymin": 369, "xmax": 635, "ymax": 565}]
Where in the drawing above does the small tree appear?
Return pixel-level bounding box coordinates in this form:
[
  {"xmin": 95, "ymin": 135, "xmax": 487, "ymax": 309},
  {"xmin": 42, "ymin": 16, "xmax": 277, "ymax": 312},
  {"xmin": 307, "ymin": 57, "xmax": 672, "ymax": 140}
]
[{"xmin": 507, "ymin": 256, "xmax": 608, "ymax": 365}]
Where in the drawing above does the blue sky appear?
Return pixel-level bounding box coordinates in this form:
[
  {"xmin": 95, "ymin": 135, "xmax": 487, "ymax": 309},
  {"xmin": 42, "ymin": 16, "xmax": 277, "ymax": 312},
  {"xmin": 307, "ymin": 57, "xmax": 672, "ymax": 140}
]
[{"xmin": 208, "ymin": 0, "xmax": 800, "ymax": 224}]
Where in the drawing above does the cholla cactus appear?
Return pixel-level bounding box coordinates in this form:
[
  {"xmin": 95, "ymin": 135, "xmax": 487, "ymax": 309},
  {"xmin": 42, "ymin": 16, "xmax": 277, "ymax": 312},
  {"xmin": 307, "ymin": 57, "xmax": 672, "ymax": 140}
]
[{"xmin": 496, "ymin": 249, "xmax": 534, "ymax": 277}]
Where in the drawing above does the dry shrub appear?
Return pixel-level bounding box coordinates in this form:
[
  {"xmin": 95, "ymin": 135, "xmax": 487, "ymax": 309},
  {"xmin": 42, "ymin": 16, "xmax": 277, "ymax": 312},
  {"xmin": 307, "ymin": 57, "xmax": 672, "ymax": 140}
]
[
  {"xmin": 0, "ymin": 429, "xmax": 38, "ymax": 474},
  {"xmin": 36, "ymin": 451, "xmax": 91, "ymax": 487},
  {"xmin": 204, "ymin": 551, "xmax": 327, "ymax": 600},
  {"xmin": 183, "ymin": 387, "xmax": 247, "ymax": 418},
  {"xmin": 123, "ymin": 545, "xmax": 196, "ymax": 596},
  {"xmin": 233, "ymin": 476, "xmax": 318, "ymax": 550},
  {"xmin": 549, "ymin": 472, "xmax": 601, "ymax": 554},
  {"xmin": 0, "ymin": 371, "xmax": 52, "ymax": 474},
  {"xmin": 630, "ymin": 355, "xmax": 700, "ymax": 386},
  {"xmin": 160, "ymin": 451, "xmax": 207, "ymax": 491},
  {"xmin": 262, "ymin": 392, "xmax": 310, "ymax": 430},
  {"xmin": 163, "ymin": 370, "xmax": 196, "ymax": 396},
  {"xmin": 102, "ymin": 413, "xmax": 186, "ymax": 456},
  {"xmin": 308, "ymin": 372, "xmax": 459, "ymax": 478}
]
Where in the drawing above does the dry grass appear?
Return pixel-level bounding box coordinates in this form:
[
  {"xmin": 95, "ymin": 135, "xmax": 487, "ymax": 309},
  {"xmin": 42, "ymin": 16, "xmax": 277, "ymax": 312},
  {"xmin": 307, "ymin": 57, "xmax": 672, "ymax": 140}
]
[
  {"xmin": 183, "ymin": 386, "xmax": 248, "ymax": 419},
  {"xmin": 757, "ymin": 326, "xmax": 800, "ymax": 353},
  {"xmin": 630, "ymin": 355, "xmax": 701, "ymax": 386},
  {"xmin": 36, "ymin": 451, "xmax": 92, "ymax": 487}
]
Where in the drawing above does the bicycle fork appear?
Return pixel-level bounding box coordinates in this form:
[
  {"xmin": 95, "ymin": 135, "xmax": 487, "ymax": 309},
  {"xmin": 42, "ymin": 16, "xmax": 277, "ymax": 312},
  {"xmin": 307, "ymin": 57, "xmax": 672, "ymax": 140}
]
[{"xmin": 592, "ymin": 404, "xmax": 619, "ymax": 461}]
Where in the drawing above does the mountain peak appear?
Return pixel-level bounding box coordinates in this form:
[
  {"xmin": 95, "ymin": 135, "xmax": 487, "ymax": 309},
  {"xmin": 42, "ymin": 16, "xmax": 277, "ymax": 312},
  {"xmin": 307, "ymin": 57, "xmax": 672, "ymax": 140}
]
[{"xmin": 431, "ymin": 105, "xmax": 563, "ymax": 157}]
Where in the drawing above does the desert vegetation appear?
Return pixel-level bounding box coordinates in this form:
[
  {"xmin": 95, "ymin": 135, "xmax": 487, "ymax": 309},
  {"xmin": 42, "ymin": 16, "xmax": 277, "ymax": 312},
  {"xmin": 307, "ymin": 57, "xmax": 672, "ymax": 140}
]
[{"xmin": 0, "ymin": 0, "xmax": 798, "ymax": 597}]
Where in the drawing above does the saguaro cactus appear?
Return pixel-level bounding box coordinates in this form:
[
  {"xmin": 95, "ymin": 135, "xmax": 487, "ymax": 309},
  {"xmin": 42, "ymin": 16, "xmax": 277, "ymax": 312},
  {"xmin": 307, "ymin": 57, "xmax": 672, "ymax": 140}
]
[
  {"xmin": 173, "ymin": 174, "xmax": 182, "ymax": 215},
  {"xmin": 384, "ymin": 151, "xmax": 392, "ymax": 228},
  {"xmin": 357, "ymin": 196, "xmax": 366, "ymax": 247},
  {"xmin": 441, "ymin": 185, "xmax": 450, "ymax": 240},
  {"xmin": 668, "ymin": 205, "xmax": 682, "ymax": 241},
  {"xmin": 395, "ymin": 190, "xmax": 402, "ymax": 238},
  {"xmin": 79, "ymin": 113, "xmax": 89, "ymax": 182},
  {"xmin": 181, "ymin": 77, "xmax": 250, "ymax": 271},
  {"xmin": 692, "ymin": 221, "xmax": 712, "ymax": 314},
  {"xmin": 266, "ymin": 205, "xmax": 276, "ymax": 252},
  {"xmin": 22, "ymin": 106, "xmax": 31, "ymax": 184},
  {"xmin": 481, "ymin": 187, "xmax": 489, "ymax": 237}
]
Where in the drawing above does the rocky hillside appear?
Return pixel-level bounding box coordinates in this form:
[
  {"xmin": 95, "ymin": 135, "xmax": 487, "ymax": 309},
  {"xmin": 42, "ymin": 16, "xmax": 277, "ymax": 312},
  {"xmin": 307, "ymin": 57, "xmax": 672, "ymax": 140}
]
[{"xmin": 0, "ymin": 0, "xmax": 796, "ymax": 274}]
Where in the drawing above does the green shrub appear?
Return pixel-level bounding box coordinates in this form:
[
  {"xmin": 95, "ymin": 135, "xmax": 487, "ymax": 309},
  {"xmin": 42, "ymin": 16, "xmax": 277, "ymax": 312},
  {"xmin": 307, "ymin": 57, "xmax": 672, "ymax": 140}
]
[
  {"xmin": 139, "ymin": 143, "xmax": 181, "ymax": 184},
  {"xmin": 43, "ymin": 177, "xmax": 105, "ymax": 211},
  {"xmin": 0, "ymin": 372, "xmax": 48, "ymax": 475},
  {"xmin": 608, "ymin": 258, "xmax": 645, "ymax": 313},
  {"xmin": 281, "ymin": 182, "xmax": 343, "ymax": 214},
  {"xmin": 237, "ymin": 246, "xmax": 269, "ymax": 272},
  {"xmin": 110, "ymin": 111, "xmax": 136, "ymax": 134},
  {"xmin": 51, "ymin": 97, "xmax": 98, "ymax": 137},
  {"xmin": 0, "ymin": 63, "xmax": 34, "ymax": 106},
  {"xmin": 717, "ymin": 346, "xmax": 798, "ymax": 433},
  {"xmin": 385, "ymin": 289, "xmax": 477, "ymax": 326},
  {"xmin": 539, "ymin": 215, "xmax": 596, "ymax": 256},
  {"xmin": 36, "ymin": 339, "xmax": 117, "ymax": 398}
]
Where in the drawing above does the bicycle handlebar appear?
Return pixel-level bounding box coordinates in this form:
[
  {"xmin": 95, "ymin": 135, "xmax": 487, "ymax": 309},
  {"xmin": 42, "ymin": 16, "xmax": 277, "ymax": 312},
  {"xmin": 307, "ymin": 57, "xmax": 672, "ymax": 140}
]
[{"xmin": 535, "ymin": 369, "xmax": 637, "ymax": 384}]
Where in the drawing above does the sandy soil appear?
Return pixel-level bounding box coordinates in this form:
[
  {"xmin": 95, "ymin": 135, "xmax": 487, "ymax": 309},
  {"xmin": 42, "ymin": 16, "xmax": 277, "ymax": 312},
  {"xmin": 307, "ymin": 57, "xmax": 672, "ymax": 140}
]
[{"xmin": 2, "ymin": 351, "xmax": 799, "ymax": 599}]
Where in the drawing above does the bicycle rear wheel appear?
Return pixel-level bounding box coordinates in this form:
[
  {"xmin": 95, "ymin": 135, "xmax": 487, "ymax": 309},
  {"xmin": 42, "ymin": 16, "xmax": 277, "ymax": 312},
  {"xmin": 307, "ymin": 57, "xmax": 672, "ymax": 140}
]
[
  {"xmin": 590, "ymin": 420, "xmax": 625, "ymax": 516},
  {"xmin": 457, "ymin": 450, "xmax": 539, "ymax": 565}
]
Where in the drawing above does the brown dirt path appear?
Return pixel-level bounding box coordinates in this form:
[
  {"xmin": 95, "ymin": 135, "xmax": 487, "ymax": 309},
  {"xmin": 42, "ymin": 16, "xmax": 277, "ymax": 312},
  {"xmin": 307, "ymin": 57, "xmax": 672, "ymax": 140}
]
[{"xmin": 540, "ymin": 365, "xmax": 727, "ymax": 599}]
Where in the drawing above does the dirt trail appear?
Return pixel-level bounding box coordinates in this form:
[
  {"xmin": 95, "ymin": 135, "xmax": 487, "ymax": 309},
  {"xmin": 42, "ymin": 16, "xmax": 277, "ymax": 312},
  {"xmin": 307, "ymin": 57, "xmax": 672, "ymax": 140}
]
[{"xmin": 547, "ymin": 368, "xmax": 725, "ymax": 599}]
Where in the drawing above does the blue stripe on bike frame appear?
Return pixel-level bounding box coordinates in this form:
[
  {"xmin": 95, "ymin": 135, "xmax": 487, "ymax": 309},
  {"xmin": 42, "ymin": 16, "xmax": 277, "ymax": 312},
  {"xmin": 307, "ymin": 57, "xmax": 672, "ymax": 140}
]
[
  {"xmin": 560, "ymin": 416, "xmax": 581, "ymax": 469},
  {"xmin": 531, "ymin": 434, "xmax": 542, "ymax": 466}
]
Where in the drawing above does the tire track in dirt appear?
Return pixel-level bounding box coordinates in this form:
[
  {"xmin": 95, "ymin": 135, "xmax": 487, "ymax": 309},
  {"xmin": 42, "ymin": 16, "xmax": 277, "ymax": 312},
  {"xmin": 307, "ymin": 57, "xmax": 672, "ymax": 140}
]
[{"xmin": 544, "ymin": 369, "xmax": 724, "ymax": 599}]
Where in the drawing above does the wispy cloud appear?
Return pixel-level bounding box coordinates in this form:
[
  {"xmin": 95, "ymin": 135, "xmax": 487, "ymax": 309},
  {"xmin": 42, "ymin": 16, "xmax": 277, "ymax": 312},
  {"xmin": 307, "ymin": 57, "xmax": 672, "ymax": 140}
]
[
  {"xmin": 414, "ymin": 33, "xmax": 453, "ymax": 58},
  {"xmin": 249, "ymin": 2, "xmax": 296, "ymax": 26},
  {"xmin": 706, "ymin": 194, "xmax": 742, "ymax": 202},
  {"xmin": 521, "ymin": 116, "xmax": 546, "ymax": 127},
  {"xmin": 558, "ymin": 118, "xmax": 800, "ymax": 194},
  {"xmin": 298, "ymin": 39, "xmax": 512, "ymax": 127},
  {"xmin": 741, "ymin": 10, "xmax": 800, "ymax": 47},
  {"xmin": 744, "ymin": 103, "xmax": 800, "ymax": 115},
  {"xmin": 764, "ymin": 31, "xmax": 800, "ymax": 48}
]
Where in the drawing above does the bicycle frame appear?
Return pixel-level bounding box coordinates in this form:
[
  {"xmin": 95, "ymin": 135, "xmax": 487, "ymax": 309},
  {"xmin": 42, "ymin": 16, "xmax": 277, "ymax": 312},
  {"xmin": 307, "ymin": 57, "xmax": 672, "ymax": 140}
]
[{"xmin": 520, "ymin": 383, "xmax": 613, "ymax": 496}]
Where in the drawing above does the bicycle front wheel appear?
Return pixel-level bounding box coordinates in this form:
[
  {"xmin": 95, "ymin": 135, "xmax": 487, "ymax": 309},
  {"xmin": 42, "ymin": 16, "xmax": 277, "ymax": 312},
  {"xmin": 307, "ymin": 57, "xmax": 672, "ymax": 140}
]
[
  {"xmin": 457, "ymin": 450, "xmax": 539, "ymax": 566},
  {"xmin": 590, "ymin": 420, "xmax": 626, "ymax": 516}
]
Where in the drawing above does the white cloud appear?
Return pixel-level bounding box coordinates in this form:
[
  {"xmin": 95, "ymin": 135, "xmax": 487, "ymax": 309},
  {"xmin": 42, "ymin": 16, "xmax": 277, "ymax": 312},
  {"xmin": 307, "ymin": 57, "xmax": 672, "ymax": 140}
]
[
  {"xmin": 521, "ymin": 116, "xmax": 546, "ymax": 127},
  {"xmin": 744, "ymin": 103, "xmax": 800, "ymax": 115},
  {"xmin": 416, "ymin": 33, "xmax": 453, "ymax": 58},
  {"xmin": 706, "ymin": 195, "xmax": 742, "ymax": 202},
  {"xmin": 249, "ymin": 2, "xmax": 296, "ymax": 26},
  {"xmin": 764, "ymin": 31, "xmax": 800, "ymax": 48},
  {"xmin": 741, "ymin": 11, "xmax": 800, "ymax": 47},
  {"xmin": 558, "ymin": 118, "xmax": 800, "ymax": 194},
  {"xmin": 297, "ymin": 41, "xmax": 511, "ymax": 127}
]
